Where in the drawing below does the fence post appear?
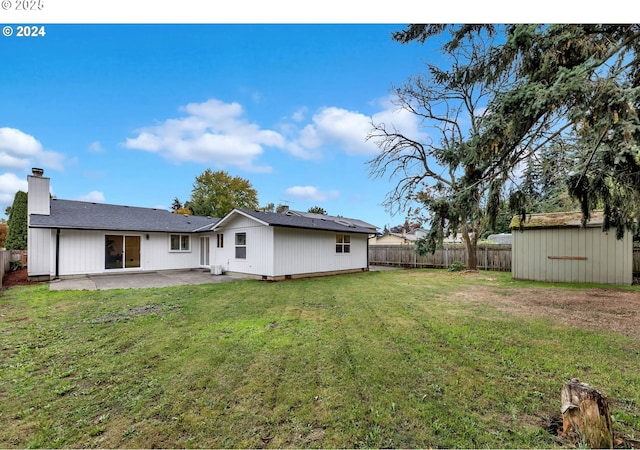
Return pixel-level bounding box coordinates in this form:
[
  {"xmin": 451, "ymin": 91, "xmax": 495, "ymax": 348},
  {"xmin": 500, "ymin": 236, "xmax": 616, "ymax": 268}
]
[{"xmin": 485, "ymin": 246, "xmax": 488, "ymax": 271}]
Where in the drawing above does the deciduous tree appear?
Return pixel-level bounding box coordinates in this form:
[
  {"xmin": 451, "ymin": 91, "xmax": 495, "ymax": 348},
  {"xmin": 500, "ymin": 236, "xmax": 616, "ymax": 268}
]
[
  {"xmin": 186, "ymin": 169, "xmax": 258, "ymax": 218},
  {"xmin": 368, "ymin": 33, "xmax": 509, "ymax": 270},
  {"xmin": 0, "ymin": 222, "xmax": 7, "ymax": 249}
]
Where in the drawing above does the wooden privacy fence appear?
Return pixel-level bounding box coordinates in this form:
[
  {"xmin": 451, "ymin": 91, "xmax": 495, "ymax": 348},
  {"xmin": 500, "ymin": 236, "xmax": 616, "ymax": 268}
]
[
  {"xmin": 0, "ymin": 250, "xmax": 12, "ymax": 288},
  {"xmin": 370, "ymin": 244, "xmax": 640, "ymax": 275},
  {"xmin": 369, "ymin": 244, "xmax": 513, "ymax": 271}
]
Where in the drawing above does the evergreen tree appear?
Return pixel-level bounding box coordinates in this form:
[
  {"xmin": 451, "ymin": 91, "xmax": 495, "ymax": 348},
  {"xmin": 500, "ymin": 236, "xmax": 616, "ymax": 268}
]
[
  {"xmin": 393, "ymin": 24, "xmax": 640, "ymax": 238},
  {"xmin": 6, "ymin": 191, "xmax": 28, "ymax": 250},
  {"xmin": 171, "ymin": 197, "xmax": 183, "ymax": 212},
  {"xmin": 307, "ymin": 206, "xmax": 327, "ymax": 215}
]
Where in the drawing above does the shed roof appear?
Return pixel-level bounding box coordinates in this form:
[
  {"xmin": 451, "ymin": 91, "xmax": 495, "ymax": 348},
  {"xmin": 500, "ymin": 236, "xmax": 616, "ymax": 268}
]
[
  {"xmin": 213, "ymin": 208, "xmax": 376, "ymax": 234},
  {"xmin": 509, "ymin": 210, "xmax": 604, "ymax": 229},
  {"xmin": 29, "ymin": 199, "xmax": 219, "ymax": 233}
]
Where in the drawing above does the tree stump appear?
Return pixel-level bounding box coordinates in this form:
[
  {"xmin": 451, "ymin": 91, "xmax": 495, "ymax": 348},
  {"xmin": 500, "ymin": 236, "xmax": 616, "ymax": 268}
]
[{"xmin": 560, "ymin": 379, "xmax": 613, "ymax": 449}]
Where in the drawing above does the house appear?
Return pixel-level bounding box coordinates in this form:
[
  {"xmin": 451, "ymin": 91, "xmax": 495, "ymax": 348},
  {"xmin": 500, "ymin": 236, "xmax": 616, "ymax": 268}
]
[
  {"xmin": 369, "ymin": 227, "xmax": 428, "ymax": 246},
  {"xmin": 27, "ymin": 169, "xmax": 219, "ymax": 280},
  {"xmin": 510, "ymin": 211, "xmax": 633, "ymax": 285},
  {"xmin": 210, "ymin": 208, "xmax": 373, "ymax": 280},
  {"xmin": 27, "ymin": 169, "xmax": 375, "ymax": 281},
  {"xmin": 369, "ymin": 231, "xmax": 419, "ymax": 246}
]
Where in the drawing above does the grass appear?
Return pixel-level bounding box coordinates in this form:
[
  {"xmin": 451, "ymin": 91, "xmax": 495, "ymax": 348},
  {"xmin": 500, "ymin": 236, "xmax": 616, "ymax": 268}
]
[{"xmin": 1, "ymin": 269, "xmax": 639, "ymax": 448}]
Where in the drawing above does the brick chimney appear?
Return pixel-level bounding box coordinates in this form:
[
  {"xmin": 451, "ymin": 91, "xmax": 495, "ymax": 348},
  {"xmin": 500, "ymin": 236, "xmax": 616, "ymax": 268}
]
[{"xmin": 27, "ymin": 168, "xmax": 50, "ymax": 216}]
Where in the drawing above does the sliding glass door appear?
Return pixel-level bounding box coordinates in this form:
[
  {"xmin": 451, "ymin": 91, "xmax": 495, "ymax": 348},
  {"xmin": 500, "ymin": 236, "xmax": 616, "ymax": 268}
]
[{"xmin": 105, "ymin": 235, "xmax": 141, "ymax": 269}]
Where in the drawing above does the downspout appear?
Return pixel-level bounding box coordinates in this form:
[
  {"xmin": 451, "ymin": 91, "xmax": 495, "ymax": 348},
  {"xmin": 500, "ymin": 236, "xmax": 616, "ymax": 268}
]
[
  {"xmin": 367, "ymin": 234, "xmax": 370, "ymax": 271},
  {"xmin": 54, "ymin": 228, "xmax": 60, "ymax": 280}
]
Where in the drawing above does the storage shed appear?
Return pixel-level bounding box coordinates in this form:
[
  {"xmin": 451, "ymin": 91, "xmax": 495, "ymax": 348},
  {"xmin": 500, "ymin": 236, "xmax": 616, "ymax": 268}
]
[{"xmin": 511, "ymin": 211, "xmax": 633, "ymax": 285}]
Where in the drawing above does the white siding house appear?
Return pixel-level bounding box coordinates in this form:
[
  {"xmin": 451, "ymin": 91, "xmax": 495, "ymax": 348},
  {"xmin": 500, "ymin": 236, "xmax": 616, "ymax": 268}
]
[
  {"xmin": 511, "ymin": 211, "xmax": 633, "ymax": 285},
  {"xmin": 211, "ymin": 209, "xmax": 372, "ymax": 280},
  {"xmin": 27, "ymin": 169, "xmax": 375, "ymax": 281},
  {"xmin": 27, "ymin": 169, "xmax": 219, "ymax": 280}
]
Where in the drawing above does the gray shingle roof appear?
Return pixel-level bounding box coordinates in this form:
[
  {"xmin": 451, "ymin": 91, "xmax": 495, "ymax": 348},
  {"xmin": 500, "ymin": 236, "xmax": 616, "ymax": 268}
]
[
  {"xmin": 29, "ymin": 199, "xmax": 219, "ymax": 233},
  {"xmin": 285, "ymin": 210, "xmax": 378, "ymax": 231},
  {"xmin": 218, "ymin": 208, "xmax": 375, "ymax": 234}
]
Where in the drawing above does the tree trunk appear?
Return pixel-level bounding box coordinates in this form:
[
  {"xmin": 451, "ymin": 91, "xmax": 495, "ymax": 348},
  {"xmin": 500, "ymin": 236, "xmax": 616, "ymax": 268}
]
[
  {"xmin": 560, "ymin": 379, "xmax": 613, "ymax": 449},
  {"xmin": 461, "ymin": 226, "xmax": 478, "ymax": 270},
  {"xmin": 465, "ymin": 240, "xmax": 478, "ymax": 270}
]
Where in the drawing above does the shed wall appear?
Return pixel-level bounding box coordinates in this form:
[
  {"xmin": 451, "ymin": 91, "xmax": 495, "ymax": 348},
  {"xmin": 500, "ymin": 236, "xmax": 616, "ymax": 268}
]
[{"xmin": 512, "ymin": 227, "xmax": 632, "ymax": 285}]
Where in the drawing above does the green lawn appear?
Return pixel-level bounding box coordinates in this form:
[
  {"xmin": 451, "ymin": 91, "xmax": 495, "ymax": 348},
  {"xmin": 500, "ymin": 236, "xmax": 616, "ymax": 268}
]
[{"xmin": 1, "ymin": 269, "xmax": 639, "ymax": 448}]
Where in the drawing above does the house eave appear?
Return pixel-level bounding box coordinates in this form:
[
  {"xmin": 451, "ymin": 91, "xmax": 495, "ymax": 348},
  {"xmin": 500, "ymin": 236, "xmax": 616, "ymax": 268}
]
[{"xmin": 28, "ymin": 224, "xmax": 213, "ymax": 234}]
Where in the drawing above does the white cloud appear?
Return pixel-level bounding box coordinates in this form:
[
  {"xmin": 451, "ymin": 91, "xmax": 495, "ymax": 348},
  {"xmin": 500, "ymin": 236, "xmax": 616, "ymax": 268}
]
[
  {"xmin": 0, "ymin": 127, "xmax": 65, "ymax": 171},
  {"xmin": 76, "ymin": 191, "xmax": 105, "ymax": 203},
  {"xmin": 285, "ymin": 185, "xmax": 340, "ymax": 202},
  {"xmin": 285, "ymin": 98, "xmax": 424, "ymax": 159},
  {"xmin": 0, "ymin": 172, "xmax": 28, "ymax": 204},
  {"xmin": 88, "ymin": 141, "xmax": 103, "ymax": 153},
  {"xmin": 291, "ymin": 107, "xmax": 307, "ymax": 122},
  {"xmin": 369, "ymin": 97, "xmax": 426, "ymax": 141},
  {"xmin": 124, "ymin": 98, "xmax": 285, "ymax": 172}
]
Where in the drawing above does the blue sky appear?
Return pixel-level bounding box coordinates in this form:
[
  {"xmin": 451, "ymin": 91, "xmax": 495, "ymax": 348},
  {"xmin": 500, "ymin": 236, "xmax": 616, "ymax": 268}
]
[
  {"xmin": 0, "ymin": 4, "xmax": 611, "ymax": 230},
  {"xmin": 0, "ymin": 22, "xmax": 444, "ymax": 229}
]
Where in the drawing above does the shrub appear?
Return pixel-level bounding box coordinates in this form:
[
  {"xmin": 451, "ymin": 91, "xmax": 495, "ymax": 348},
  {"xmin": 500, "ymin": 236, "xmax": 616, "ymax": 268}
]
[
  {"xmin": 448, "ymin": 260, "xmax": 465, "ymax": 272},
  {"xmin": 9, "ymin": 259, "xmax": 23, "ymax": 271}
]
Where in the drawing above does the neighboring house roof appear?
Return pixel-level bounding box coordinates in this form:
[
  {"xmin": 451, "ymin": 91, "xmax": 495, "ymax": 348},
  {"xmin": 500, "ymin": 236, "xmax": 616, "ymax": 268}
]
[
  {"xmin": 371, "ymin": 228, "xmax": 432, "ymax": 245},
  {"xmin": 285, "ymin": 210, "xmax": 378, "ymax": 231},
  {"xmin": 386, "ymin": 232, "xmax": 419, "ymax": 242},
  {"xmin": 510, "ymin": 210, "xmax": 604, "ymax": 229},
  {"xmin": 29, "ymin": 199, "xmax": 219, "ymax": 233},
  {"xmin": 213, "ymin": 208, "xmax": 376, "ymax": 234},
  {"xmin": 370, "ymin": 233, "xmax": 417, "ymax": 245}
]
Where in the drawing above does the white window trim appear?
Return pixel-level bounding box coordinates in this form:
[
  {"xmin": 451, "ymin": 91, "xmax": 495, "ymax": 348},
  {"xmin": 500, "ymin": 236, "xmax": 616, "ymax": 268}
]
[
  {"xmin": 235, "ymin": 232, "xmax": 247, "ymax": 259},
  {"xmin": 169, "ymin": 234, "xmax": 191, "ymax": 252}
]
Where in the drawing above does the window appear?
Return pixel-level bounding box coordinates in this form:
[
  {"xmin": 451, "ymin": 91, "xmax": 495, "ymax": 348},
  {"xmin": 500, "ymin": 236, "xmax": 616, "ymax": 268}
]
[
  {"xmin": 235, "ymin": 232, "xmax": 246, "ymax": 259},
  {"xmin": 170, "ymin": 234, "xmax": 190, "ymax": 251},
  {"xmin": 216, "ymin": 233, "xmax": 224, "ymax": 248},
  {"xmin": 336, "ymin": 234, "xmax": 350, "ymax": 253}
]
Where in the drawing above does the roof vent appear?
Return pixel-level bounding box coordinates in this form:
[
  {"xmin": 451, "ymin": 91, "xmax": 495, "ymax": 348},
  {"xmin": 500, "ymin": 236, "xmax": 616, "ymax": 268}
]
[
  {"xmin": 334, "ymin": 218, "xmax": 356, "ymax": 228},
  {"xmin": 31, "ymin": 167, "xmax": 44, "ymax": 177}
]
